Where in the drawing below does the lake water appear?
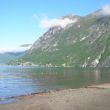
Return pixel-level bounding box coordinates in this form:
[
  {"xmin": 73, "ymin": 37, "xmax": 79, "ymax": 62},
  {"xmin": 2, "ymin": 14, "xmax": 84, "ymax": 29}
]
[{"xmin": 0, "ymin": 66, "xmax": 110, "ymax": 98}]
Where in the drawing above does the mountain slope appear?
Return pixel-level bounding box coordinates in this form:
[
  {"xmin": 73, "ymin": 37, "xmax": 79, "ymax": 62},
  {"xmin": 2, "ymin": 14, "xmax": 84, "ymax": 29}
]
[
  {"xmin": 13, "ymin": 12, "xmax": 110, "ymax": 67},
  {"xmin": 0, "ymin": 52, "xmax": 24, "ymax": 65}
]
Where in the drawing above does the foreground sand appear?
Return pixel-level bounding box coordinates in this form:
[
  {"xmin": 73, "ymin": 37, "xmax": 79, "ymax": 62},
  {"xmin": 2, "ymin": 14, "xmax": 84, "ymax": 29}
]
[{"xmin": 0, "ymin": 84, "xmax": 110, "ymax": 110}]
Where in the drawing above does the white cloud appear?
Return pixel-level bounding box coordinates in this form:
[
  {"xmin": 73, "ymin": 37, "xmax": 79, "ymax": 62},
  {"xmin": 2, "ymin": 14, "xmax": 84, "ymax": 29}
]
[
  {"xmin": 34, "ymin": 14, "xmax": 78, "ymax": 29},
  {"xmin": 101, "ymin": 4, "xmax": 110, "ymax": 15},
  {"xmin": 0, "ymin": 45, "xmax": 31, "ymax": 53}
]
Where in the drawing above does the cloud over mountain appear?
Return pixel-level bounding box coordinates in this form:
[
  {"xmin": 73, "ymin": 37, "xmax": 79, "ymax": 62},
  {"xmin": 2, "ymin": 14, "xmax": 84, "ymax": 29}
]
[
  {"xmin": 101, "ymin": 4, "xmax": 110, "ymax": 15},
  {"xmin": 34, "ymin": 14, "xmax": 78, "ymax": 29}
]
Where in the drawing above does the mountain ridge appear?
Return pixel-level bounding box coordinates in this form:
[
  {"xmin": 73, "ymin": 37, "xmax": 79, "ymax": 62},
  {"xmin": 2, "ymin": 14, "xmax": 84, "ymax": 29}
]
[
  {"xmin": 0, "ymin": 51, "xmax": 25, "ymax": 65},
  {"xmin": 10, "ymin": 10, "xmax": 110, "ymax": 67}
]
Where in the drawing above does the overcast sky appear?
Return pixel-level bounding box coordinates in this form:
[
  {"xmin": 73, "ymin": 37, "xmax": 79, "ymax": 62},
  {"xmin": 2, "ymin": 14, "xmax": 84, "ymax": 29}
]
[{"xmin": 0, "ymin": 0, "xmax": 110, "ymax": 52}]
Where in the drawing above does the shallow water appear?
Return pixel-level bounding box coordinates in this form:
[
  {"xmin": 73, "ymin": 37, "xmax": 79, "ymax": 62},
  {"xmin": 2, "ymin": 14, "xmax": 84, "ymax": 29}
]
[{"xmin": 0, "ymin": 66, "xmax": 110, "ymax": 98}]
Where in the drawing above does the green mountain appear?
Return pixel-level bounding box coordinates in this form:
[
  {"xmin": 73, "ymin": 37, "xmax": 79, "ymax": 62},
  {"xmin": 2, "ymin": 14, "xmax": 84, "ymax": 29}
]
[
  {"xmin": 0, "ymin": 52, "xmax": 24, "ymax": 65},
  {"xmin": 11, "ymin": 10, "xmax": 110, "ymax": 67}
]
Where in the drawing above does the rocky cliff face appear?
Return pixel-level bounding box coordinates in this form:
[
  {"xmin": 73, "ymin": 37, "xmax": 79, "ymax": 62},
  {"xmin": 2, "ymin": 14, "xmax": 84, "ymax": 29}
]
[
  {"xmin": 30, "ymin": 15, "xmax": 80, "ymax": 51},
  {"xmin": 13, "ymin": 10, "xmax": 110, "ymax": 67}
]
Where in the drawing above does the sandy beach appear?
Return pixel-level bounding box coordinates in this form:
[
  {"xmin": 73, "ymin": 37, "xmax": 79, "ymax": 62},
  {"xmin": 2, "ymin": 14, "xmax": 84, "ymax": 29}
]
[{"xmin": 0, "ymin": 83, "xmax": 110, "ymax": 110}]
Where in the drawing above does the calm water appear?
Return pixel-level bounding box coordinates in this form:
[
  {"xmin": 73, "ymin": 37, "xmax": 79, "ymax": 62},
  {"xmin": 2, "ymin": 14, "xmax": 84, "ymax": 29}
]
[{"xmin": 0, "ymin": 66, "xmax": 110, "ymax": 98}]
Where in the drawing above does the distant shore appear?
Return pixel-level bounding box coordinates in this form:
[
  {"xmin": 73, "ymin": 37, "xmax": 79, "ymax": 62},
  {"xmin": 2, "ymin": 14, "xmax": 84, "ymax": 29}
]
[{"xmin": 0, "ymin": 83, "xmax": 110, "ymax": 110}]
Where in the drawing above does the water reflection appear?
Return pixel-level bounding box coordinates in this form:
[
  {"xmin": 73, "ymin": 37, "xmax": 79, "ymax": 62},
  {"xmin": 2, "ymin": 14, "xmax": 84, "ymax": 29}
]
[
  {"xmin": 0, "ymin": 66, "xmax": 110, "ymax": 98},
  {"xmin": 93, "ymin": 69, "xmax": 101, "ymax": 82}
]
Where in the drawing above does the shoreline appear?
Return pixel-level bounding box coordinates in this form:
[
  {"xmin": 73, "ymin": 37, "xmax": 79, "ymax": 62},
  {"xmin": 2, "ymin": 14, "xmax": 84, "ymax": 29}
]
[
  {"xmin": 1, "ymin": 83, "xmax": 110, "ymax": 100},
  {"xmin": 0, "ymin": 83, "xmax": 110, "ymax": 110}
]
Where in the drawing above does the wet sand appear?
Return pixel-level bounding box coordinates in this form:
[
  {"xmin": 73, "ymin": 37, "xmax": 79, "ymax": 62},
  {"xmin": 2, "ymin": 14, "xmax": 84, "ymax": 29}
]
[{"xmin": 0, "ymin": 83, "xmax": 110, "ymax": 110}]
